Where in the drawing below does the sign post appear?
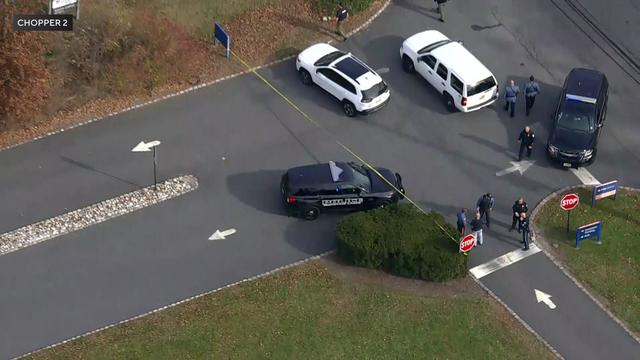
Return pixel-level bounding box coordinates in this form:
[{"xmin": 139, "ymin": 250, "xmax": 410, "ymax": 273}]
[
  {"xmin": 592, "ymin": 180, "xmax": 618, "ymax": 207},
  {"xmin": 560, "ymin": 193, "xmax": 580, "ymax": 232},
  {"xmin": 459, "ymin": 233, "xmax": 477, "ymax": 253},
  {"xmin": 132, "ymin": 140, "xmax": 162, "ymax": 190},
  {"xmin": 213, "ymin": 22, "xmax": 230, "ymax": 60},
  {"xmin": 575, "ymin": 221, "xmax": 603, "ymax": 249}
]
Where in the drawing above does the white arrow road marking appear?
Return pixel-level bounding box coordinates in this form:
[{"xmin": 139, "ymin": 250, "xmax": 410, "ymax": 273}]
[
  {"xmin": 375, "ymin": 67, "xmax": 390, "ymax": 74},
  {"xmin": 208, "ymin": 228, "xmax": 237, "ymax": 241},
  {"xmin": 570, "ymin": 167, "xmax": 601, "ymax": 185},
  {"xmin": 469, "ymin": 243, "xmax": 541, "ymax": 279},
  {"xmin": 534, "ymin": 289, "xmax": 557, "ymax": 309},
  {"xmin": 131, "ymin": 140, "xmax": 162, "ymax": 152},
  {"xmin": 495, "ymin": 160, "xmax": 535, "ymax": 176}
]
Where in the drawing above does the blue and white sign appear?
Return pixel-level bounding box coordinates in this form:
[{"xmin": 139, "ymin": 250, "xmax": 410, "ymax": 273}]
[
  {"xmin": 575, "ymin": 221, "xmax": 602, "ymax": 249},
  {"xmin": 213, "ymin": 22, "xmax": 230, "ymax": 59},
  {"xmin": 592, "ymin": 180, "xmax": 618, "ymax": 206}
]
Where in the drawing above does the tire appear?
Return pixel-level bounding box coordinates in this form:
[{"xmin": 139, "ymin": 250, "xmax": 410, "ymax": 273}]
[
  {"xmin": 299, "ymin": 69, "xmax": 312, "ymax": 85},
  {"xmin": 443, "ymin": 93, "xmax": 456, "ymax": 113},
  {"xmin": 402, "ymin": 55, "xmax": 415, "ymax": 73},
  {"xmin": 378, "ymin": 201, "xmax": 392, "ymax": 209},
  {"xmin": 342, "ymin": 100, "xmax": 357, "ymax": 117},
  {"xmin": 302, "ymin": 206, "xmax": 320, "ymax": 220}
]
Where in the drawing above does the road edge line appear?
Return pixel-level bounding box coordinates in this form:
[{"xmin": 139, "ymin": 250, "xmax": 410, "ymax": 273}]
[
  {"xmin": 469, "ymin": 274, "xmax": 565, "ymax": 359},
  {"xmin": 530, "ymin": 185, "xmax": 640, "ymax": 346},
  {"xmin": 12, "ymin": 250, "xmax": 337, "ymax": 360},
  {"xmin": 0, "ymin": 0, "xmax": 392, "ymax": 154}
]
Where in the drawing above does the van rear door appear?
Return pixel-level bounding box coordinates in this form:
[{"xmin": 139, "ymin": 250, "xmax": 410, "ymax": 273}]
[{"xmin": 465, "ymin": 76, "xmax": 497, "ymax": 108}]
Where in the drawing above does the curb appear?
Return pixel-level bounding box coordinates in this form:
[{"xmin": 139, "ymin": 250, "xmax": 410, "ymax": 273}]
[
  {"xmin": 0, "ymin": 0, "xmax": 392, "ymax": 154},
  {"xmin": 529, "ymin": 185, "xmax": 640, "ymax": 346}
]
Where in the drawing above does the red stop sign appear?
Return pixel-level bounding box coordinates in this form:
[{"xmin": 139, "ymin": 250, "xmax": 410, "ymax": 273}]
[
  {"xmin": 459, "ymin": 234, "xmax": 476, "ymax": 253},
  {"xmin": 560, "ymin": 193, "xmax": 580, "ymax": 211}
]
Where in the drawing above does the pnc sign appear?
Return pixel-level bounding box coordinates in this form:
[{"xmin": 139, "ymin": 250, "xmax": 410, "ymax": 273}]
[
  {"xmin": 459, "ymin": 233, "xmax": 476, "ymax": 253},
  {"xmin": 560, "ymin": 193, "xmax": 580, "ymax": 211}
]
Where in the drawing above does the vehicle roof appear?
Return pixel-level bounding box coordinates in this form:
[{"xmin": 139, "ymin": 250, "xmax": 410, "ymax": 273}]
[
  {"xmin": 331, "ymin": 55, "xmax": 381, "ymax": 89},
  {"xmin": 298, "ymin": 43, "xmax": 340, "ymax": 66},
  {"xmin": 403, "ymin": 30, "xmax": 450, "ymax": 53},
  {"xmin": 286, "ymin": 162, "xmax": 353, "ymax": 188},
  {"xmin": 430, "ymin": 41, "xmax": 494, "ymax": 84},
  {"xmin": 565, "ymin": 68, "xmax": 606, "ymax": 100}
]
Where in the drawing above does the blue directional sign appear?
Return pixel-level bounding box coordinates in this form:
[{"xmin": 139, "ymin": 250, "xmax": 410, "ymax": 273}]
[
  {"xmin": 213, "ymin": 22, "xmax": 230, "ymax": 59},
  {"xmin": 592, "ymin": 180, "xmax": 618, "ymax": 206},
  {"xmin": 575, "ymin": 221, "xmax": 602, "ymax": 249}
]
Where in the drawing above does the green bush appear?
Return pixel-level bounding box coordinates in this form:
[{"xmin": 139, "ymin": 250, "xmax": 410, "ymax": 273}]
[
  {"xmin": 311, "ymin": 0, "xmax": 375, "ymax": 14},
  {"xmin": 336, "ymin": 204, "xmax": 468, "ymax": 282}
]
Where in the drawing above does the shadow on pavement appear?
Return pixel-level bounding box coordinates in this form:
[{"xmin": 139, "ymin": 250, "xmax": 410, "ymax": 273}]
[
  {"xmin": 226, "ymin": 170, "xmax": 286, "ymax": 216},
  {"xmin": 284, "ymin": 214, "xmax": 339, "ymax": 255},
  {"xmin": 394, "ymin": 0, "xmax": 441, "ymax": 21},
  {"xmin": 59, "ymin": 156, "xmax": 143, "ymax": 188}
]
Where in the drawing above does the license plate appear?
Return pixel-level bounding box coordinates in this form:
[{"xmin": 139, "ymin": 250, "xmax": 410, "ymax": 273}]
[{"xmin": 563, "ymin": 162, "xmax": 572, "ymax": 168}]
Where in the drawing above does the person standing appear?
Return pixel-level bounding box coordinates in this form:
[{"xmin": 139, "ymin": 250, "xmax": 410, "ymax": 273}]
[
  {"xmin": 510, "ymin": 197, "xmax": 528, "ymax": 232},
  {"xmin": 456, "ymin": 208, "xmax": 468, "ymax": 237},
  {"xmin": 476, "ymin": 193, "xmax": 495, "ymax": 229},
  {"xmin": 335, "ymin": 4, "xmax": 349, "ymax": 41},
  {"xmin": 434, "ymin": 0, "xmax": 447, "ymax": 22},
  {"xmin": 470, "ymin": 211, "xmax": 484, "ymax": 246},
  {"xmin": 519, "ymin": 212, "xmax": 530, "ymax": 250},
  {"xmin": 504, "ymin": 80, "xmax": 520, "ymax": 118},
  {"xmin": 518, "ymin": 126, "xmax": 535, "ymax": 161},
  {"xmin": 524, "ymin": 75, "xmax": 541, "ymax": 116}
]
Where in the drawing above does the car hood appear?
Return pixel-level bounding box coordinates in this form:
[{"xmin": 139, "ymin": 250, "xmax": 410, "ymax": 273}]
[
  {"xmin": 369, "ymin": 167, "xmax": 399, "ymax": 193},
  {"xmin": 297, "ymin": 43, "xmax": 339, "ymax": 66},
  {"xmin": 549, "ymin": 127, "xmax": 596, "ymax": 152}
]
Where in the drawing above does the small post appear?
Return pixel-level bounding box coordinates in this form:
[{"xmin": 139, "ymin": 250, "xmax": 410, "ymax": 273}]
[
  {"xmin": 566, "ymin": 209, "xmax": 571, "ymax": 233},
  {"xmin": 153, "ymin": 146, "xmax": 157, "ymax": 190}
]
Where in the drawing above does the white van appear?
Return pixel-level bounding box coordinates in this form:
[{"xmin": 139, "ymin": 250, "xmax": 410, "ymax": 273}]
[{"xmin": 400, "ymin": 30, "xmax": 499, "ymax": 112}]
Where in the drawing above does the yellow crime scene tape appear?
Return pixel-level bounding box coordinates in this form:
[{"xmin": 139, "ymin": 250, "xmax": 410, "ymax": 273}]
[{"xmin": 230, "ymin": 50, "xmax": 463, "ymax": 248}]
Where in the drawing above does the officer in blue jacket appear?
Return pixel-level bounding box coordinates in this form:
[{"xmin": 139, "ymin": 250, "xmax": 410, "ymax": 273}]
[
  {"xmin": 504, "ymin": 79, "xmax": 520, "ymax": 118},
  {"xmin": 525, "ymin": 75, "xmax": 541, "ymax": 116}
]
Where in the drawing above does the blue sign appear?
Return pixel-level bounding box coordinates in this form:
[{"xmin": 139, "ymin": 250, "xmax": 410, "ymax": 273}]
[
  {"xmin": 575, "ymin": 221, "xmax": 602, "ymax": 249},
  {"xmin": 592, "ymin": 180, "xmax": 618, "ymax": 206},
  {"xmin": 213, "ymin": 22, "xmax": 230, "ymax": 59}
]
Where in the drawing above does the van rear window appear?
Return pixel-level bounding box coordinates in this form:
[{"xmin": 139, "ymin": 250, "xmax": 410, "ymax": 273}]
[
  {"xmin": 362, "ymin": 81, "xmax": 388, "ymax": 100},
  {"xmin": 467, "ymin": 77, "xmax": 496, "ymax": 96}
]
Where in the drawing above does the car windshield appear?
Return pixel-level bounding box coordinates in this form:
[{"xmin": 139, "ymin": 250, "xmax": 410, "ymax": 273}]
[
  {"xmin": 361, "ymin": 81, "xmax": 388, "ymax": 100},
  {"xmin": 466, "ymin": 76, "xmax": 496, "ymax": 96},
  {"xmin": 314, "ymin": 50, "xmax": 346, "ymax": 66},
  {"xmin": 347, "ymin": 163, "xmax": 371, "ymax": 191},
  {"xmin": 557, "ymin": 100, "xmax": 596, "ymax": 132}
]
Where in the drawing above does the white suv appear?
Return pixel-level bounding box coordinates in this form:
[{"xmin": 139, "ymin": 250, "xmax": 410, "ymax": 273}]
[
  {"xmin": 400, "ymin": 30, "xmax": 499, "ymax": 112},
  {"xmin": 296, "ymin": 43, "xmax": 390, "ymax": 117}
]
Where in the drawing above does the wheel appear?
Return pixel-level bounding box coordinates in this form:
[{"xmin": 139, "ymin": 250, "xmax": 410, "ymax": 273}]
[
  {"xmin": 443, "ymin": 93, "xmax": 456, "ymax": 113},
  {"xmin": 378, "ymin": 201, "xmax": 392, "ymax": 209},
  {"xmin": 299, "ymin": 69, "xmax": 312, "ymax": 85},
  {"xmin": 342, "ymin": 100, "xmax": 357, "ymax": 117},
  {"xmin": 302, "ymin": 206, "xmax": 320, "ymax": 220},
  {"xmin": 402, "ymin": 55, "xmax": 415, "ymax": 73}
]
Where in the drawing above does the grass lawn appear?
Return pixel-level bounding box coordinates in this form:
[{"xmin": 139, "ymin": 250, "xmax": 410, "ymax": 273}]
[
  {"xmin": 536, "ymin": 188, "xmax": 640, "ymax": 335},
  {"xmin": 28, "ymin": 261, "xmax": 552, "ymax": 359}
]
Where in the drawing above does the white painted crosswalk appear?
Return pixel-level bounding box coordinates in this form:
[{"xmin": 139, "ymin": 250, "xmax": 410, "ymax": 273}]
[
  {"xmin": 469, "ymin": 243, "xmax": 541, "ymax": 279},
  {"xmin": 570, "ymin": 167, "xmax": 601, "ymax": 185}
]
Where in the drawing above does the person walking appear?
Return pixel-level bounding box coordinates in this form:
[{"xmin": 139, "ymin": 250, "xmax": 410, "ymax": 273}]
[
  {"xmin": 519, "ymin": 212, "xmax": 530, "ymax": 250},
  {"xmin": 504, "ymin": 80, "xmax": 520, "ymax": 118},
  {"xmin": 510, "ymin": 197, "xmax": 528, "ymax": 232},
  {"xmin": 517, "ymin": 126, "xmax": 535, "ymax": 161},
  {"xmin": 456, "ymin": 208, "xmax": 468, "ymax": 237},
  {"xmin": 434, "ymin": 0, "xmax": 447, "ymax": 22},
  {"xmin": 524, "ymin": 75, "xmax": 541, "ymax": 116},
  {"xmin": 476, "ymin": 193, "xmax": 495, "ymax": 229},
  {"xmin": 335, "ymin": 4, "xmax": 349, "ymax": 41},
  {"xmin": 470, "ymin": 211, "xmax": 484, "ymax": 246}
]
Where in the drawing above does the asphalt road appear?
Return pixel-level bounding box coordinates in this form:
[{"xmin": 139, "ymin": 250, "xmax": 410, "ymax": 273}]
[{"xmin": 1, "ymin": 0, "xmax": 639, "ymax": 358}]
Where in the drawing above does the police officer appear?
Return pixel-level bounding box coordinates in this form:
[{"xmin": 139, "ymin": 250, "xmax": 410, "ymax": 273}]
[
  {"xmin": 476, "ymin": 193, "xmax": 495, "ymax": 229},
  {"xmin": 434, "ymin": 0, "xmax": 447, "ymax": 22},
  {"xmin": 470, "ymin": 211, "xmax": 484, "ymax": 246},
  {"xmin": 519, "ymin": 212, "xmax": 530, "ymax": 250},
  {"xmin": 504, "ymin": 79, "xmax": 519, "ymax": 118},
  {"xmin": 510, "ymin": 197, "xmax": 528, "ymax": 232},
  {"xmin": 518, "ymin": 125, "xmax": 535, "ymax": 161},
  {"xmin": 336, "ymin": 4, "xmax": 349, "ymax": 41},
  {"xmin": 524, "ymin": 75, "xmax": 541, "ymax": 116}
]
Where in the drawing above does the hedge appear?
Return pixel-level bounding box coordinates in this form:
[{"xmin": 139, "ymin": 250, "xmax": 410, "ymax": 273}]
[
  {"xmin": 336, "ymin": 204, "xmax": 468, "ymax": 282},
  {"xmin": 311, "ymin": 0, "xmax": 376, "ymax": 14}
]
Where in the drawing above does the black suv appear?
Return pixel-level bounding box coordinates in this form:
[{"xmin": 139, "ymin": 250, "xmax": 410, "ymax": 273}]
[
  {"xmin": 280, "ymin": 161, "xmax": 405, "ymax": 220},
  {"xmin": 547, "ymin": 68, "xmax": 609, "ymax": 167}
]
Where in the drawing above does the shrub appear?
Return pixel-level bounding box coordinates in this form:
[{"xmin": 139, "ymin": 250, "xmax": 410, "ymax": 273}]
[
  {"xmin": 311, "ymin": 0, "xmax": 376, "ymax": 14},
  {"xmin": 336, "ymin": 204, "xmax": 468, "ymax": 282}
]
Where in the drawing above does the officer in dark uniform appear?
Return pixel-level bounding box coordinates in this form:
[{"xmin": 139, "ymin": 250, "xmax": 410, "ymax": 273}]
[
  {"xmin": 336, "ymin": 4, "xmax": 349, "ymax": 41},
  {"xmin": 517, "ymin": 126, "xmax": 535, "ymax": 161},
  {"xmin": 519, "ymin": 212, "xmax": 530, "ymax": 250},
  {"xmin": 510, "ymin": 197, "xmax": 528, "ymax": 232},
  {"xmin": 476, "ymin": 193, "xmax": 495, "ymax": 229}
]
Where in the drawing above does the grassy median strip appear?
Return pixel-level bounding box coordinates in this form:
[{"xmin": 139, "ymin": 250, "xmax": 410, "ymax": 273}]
[
  {"xmin": 537, "ymin": 188, "xmax": 640, "ymax": 335},
  {"xmin": 28, "ymin": 261, "xmax": 552, "ymax": 359}
]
